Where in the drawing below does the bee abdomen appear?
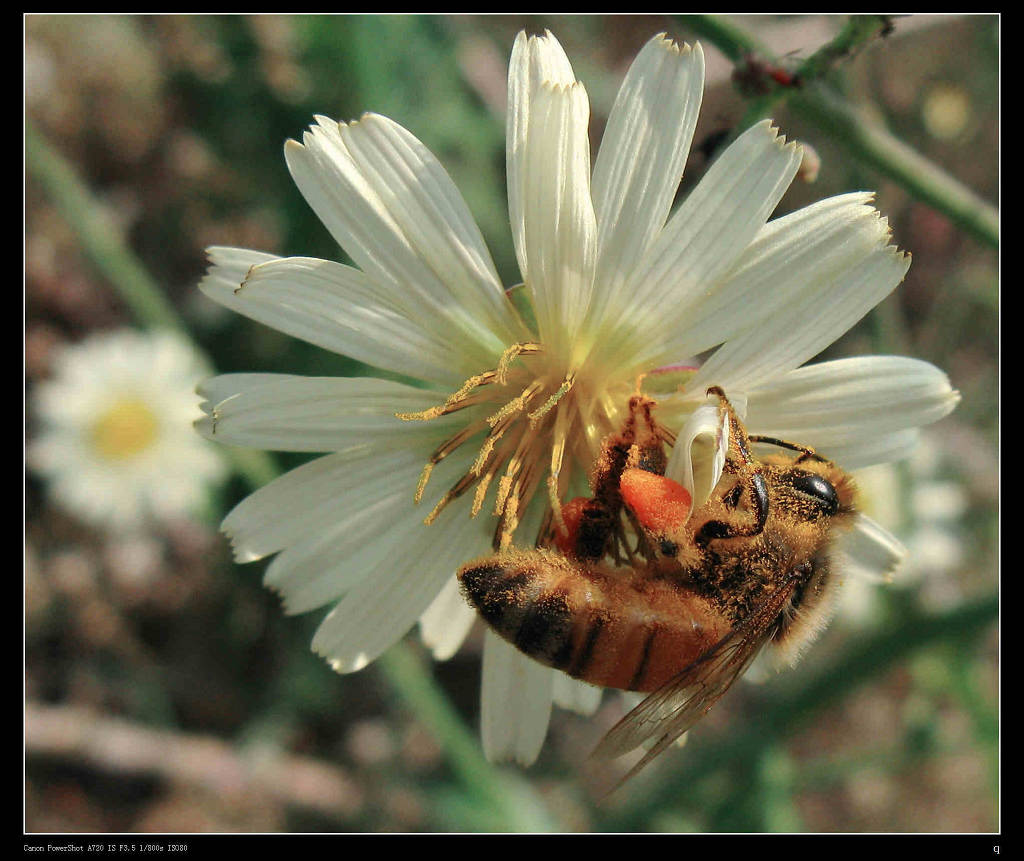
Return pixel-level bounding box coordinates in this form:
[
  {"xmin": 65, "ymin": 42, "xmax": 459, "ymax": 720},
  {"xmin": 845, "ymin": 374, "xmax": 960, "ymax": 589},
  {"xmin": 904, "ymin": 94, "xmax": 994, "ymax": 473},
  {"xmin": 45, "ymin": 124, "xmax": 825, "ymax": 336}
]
[
  {"xmin": 459, "ymin": 550, "xmax": 731, "ymax": 693},
  {"xmin": 459, "ymin": 557, "xmax": 574, "ymax": 665}
]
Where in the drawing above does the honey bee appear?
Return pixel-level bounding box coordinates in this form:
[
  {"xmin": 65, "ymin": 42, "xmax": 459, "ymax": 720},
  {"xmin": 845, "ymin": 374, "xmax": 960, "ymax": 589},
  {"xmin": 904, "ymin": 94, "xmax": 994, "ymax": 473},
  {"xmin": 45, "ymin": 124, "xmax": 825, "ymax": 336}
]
[{"xmin": 458, "ymin": 387, "xmax": 858, "ymax": 785}]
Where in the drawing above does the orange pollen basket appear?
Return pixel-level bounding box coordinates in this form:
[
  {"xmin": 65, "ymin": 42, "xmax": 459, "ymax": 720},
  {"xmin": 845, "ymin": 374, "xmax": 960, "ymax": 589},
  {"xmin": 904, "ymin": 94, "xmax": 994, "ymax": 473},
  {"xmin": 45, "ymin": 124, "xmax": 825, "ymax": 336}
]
[{"xmin": 619, "ymin": 468, "xmax": 692, "ymax": 535}]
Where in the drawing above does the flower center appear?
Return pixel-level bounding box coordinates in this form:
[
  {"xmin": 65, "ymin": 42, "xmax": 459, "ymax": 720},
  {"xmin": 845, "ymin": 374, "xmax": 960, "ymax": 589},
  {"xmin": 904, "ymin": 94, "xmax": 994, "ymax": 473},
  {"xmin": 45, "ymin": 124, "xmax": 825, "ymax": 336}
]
[
  {"xmin": 399, "ymin": 342, "xmax": 635, "ymax": 551},
  {"xmin": 90, "ymin": 396, "xmax": 160, "ymax": 460}
]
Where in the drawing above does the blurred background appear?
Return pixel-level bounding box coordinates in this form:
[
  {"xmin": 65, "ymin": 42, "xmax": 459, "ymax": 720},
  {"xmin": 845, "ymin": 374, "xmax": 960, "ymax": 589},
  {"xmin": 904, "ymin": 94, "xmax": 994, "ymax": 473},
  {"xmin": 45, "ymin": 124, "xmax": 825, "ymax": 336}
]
[{"xmin": 25, "ymin": 14, "xmax": 998, "ymax": 833}]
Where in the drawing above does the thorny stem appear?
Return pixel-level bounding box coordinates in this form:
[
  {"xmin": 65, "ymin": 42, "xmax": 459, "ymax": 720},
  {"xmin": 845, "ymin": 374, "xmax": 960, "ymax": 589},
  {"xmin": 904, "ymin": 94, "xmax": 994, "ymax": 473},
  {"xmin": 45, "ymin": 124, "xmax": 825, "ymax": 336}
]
[
  {"xmin": 26, "ymin": 121, "xmax": 187, "ymax": 335},
  {"xmin": 678, "ymin": 14, "xmax": 998, "ymax": 249}
]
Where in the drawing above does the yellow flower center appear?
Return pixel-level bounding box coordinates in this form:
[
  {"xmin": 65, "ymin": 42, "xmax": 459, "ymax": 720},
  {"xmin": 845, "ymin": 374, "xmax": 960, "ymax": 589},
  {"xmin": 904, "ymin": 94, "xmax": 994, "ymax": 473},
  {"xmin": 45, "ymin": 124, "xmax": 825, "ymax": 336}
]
[
  {"xmin": 399, "ymin": 341, "xmax": 640, "ymax": 550},
  {"xmin": 90, "ymin": 396, "xmax": 160, "ymax": 460}
]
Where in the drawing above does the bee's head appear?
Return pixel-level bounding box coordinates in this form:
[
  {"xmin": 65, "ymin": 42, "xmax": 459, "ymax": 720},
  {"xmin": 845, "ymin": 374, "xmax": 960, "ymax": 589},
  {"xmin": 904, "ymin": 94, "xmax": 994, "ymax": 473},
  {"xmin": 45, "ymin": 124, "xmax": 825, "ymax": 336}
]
[
  {"xmin": 761, "ymin": 455, "xmax": 858, "ymax": 668},
  {"xmin": 766, "ymin": 455, "xmax": 858, "ymax": 526}
]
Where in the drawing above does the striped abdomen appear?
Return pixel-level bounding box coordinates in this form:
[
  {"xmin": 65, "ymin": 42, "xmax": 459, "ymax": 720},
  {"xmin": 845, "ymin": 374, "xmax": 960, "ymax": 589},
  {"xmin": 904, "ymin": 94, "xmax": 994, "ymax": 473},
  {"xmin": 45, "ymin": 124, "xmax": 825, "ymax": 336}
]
[{"xmin": 458, "ymin": 548, "xmax": 732, "ymax": 693}]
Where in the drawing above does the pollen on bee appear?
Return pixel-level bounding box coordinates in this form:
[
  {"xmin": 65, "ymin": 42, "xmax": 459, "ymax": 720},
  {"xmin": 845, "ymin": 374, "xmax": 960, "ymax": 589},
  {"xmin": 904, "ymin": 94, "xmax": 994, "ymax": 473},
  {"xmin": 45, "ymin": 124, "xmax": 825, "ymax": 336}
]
[{"xmin": 619, "ymin": 468, "xmax": 692, "ymax": 537}]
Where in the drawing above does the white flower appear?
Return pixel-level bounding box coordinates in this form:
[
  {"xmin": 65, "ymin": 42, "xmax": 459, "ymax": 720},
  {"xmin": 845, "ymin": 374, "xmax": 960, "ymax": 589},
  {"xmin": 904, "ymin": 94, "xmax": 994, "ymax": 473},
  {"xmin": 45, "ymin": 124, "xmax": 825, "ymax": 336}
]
[
  {"xmin": 29, "ymin": 329, "xmax": 227, "ymax": 531},
  {"xmin": 196, "ymin": 31, "xmax": 959, "ymax": 765}
]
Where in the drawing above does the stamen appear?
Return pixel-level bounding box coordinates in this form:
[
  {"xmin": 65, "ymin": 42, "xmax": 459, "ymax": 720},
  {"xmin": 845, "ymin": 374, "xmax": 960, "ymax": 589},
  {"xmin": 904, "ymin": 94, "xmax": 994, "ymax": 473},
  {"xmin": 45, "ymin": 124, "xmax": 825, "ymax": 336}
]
[
  {"xmin": 494, "ymin": 474, "xmax": 516, "ymax": 519},
  {"xmin": 396, "ymin": 385, "xmax": 496, "ymax": 422},
  {"xmin": 494, "ymin": 435, "xmax": 530, "ymax": 517},
  {"xmin": 545, "ymin": 402, "xmax": 571, "ymax": 534},
  {"xmin": 446, "ymin": 370, "xmax": 500, "ymax": 406},
  {"xmin": 470, "ymin": 469, "xmax": 496, "ymax": 518},
  {"xmin": 495, "ymin": 473, "xmax": 522, "ymax": 551},
  {"xmin": 390, "ymin": 339, "xmax": 612, "ymax": 553},
  {"xmin": 496, "ymin": 341, "xmax": 542, "ymax": 385},
  {"xmin": 398, "ymin": 341, "xmax": 542, "ymax": 422},
  {"xmin": 485, "ymin": 380, "xmax": 544, "ymax": 428},
  {"xmin": 423, "ymin": 471, "xmax": 479, "ymax": 525},
  {"xmin": 527, "ymin": 372, "xmax": 575, "ymax": 426},
  {"xmin": 413, "ymin": 463, "xmax": 434, "ymax": 505},
  {"xmin": 546, "ymin": 473, "xmax": 565, "ymax": 537},
  {"xmin": 496, "ymin": 499, "xmax": 519, "ymax": 551},
  {"xmin": 413, "ymin": 421, "xmax": 488, "ymax": 503},
  {"xmin": 472, "ymin": 410, "xmax": 520, "ymax": 477},
  {"xmin": 495, "ymin": 459, "xmax": 540, "ymax": 552}
]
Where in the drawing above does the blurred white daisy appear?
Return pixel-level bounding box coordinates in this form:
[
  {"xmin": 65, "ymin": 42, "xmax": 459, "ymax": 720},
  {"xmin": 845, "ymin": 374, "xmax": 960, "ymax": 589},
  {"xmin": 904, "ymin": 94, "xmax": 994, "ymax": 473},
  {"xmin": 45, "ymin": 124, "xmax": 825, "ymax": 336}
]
[
  {"xmin": 29, "ymin": 329, "xmax": 227, "ymax": 532},
  {"xmin": 196, "ymin": 31, "xmax": 959, "ymax": 765}
]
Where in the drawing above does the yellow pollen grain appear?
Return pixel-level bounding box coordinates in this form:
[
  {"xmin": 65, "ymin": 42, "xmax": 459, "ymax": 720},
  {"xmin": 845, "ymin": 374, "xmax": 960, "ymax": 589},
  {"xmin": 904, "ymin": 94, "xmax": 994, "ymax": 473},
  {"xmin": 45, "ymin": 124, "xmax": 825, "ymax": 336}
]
[{"xmin": 90, "ymin": 397, "xmax": 160, "ymax": 460}]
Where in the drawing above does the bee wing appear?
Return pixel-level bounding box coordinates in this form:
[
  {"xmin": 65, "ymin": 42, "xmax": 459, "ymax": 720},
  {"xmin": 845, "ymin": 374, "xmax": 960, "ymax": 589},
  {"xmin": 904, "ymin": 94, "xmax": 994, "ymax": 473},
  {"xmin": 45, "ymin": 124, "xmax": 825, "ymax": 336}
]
[{"xmin": 591, "ymin": 577, "xmax": 800, "ymax": 788}]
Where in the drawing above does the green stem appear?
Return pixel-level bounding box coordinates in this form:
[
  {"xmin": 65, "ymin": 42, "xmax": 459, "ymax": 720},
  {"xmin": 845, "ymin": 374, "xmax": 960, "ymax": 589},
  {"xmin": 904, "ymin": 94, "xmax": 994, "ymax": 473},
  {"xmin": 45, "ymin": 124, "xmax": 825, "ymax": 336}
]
[
  {"xmin": 678, "ymin": 14, "xmax": 763, "ymax": 61},
  {"xmin": 795, "ymin": 15, "xmax": 893, "ymax": 84},
  {"xmin": 677, "ymin": 15, "xmax": 999, "ymax": 249},
  {"xmin": 27, "ymin": 120, "xmax": 278, "ymax": 492},
  {"xmin": 26, "ymin": 121, "xmax": 187, "ymax": 334},
  {"xmin": 790, "ymin": 87, "xmax": 999, "ymax": 248},
  {"xmin": 378, "ymin": 644, "xmax": 558, "ymax": 831}
]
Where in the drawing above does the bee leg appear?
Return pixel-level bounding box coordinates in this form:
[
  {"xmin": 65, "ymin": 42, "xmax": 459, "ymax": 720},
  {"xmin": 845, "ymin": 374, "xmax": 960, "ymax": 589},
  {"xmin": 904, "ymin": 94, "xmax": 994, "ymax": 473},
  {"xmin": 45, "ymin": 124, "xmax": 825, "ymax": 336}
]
[
  {"xmin": 623, "ymin": 395, "xmax": 669, "ymax": 476},
  {"xmin": 554, "ymin": 396, "xmax": 669, "ymax": 562},
  {"xmin": 619, "ymin": 467, "xmax": 693, "ymax": 559},
  {"xmin": 696, "ymin": 387, "xmax": 770, "ymax": 545},
  {"xmin": 748, "ymin": 434, "xmax": 827, "ymax": 465}
]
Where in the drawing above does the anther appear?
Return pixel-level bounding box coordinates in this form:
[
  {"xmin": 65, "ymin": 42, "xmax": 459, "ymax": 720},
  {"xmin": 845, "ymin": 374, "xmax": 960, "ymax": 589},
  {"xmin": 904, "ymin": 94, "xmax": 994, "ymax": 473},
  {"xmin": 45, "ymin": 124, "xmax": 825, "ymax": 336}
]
[
  {"xmin": 413, "ymin": 423, "xmax": 487, "ymax": 503},
  {"xmin": 485, "ymin": 380, "xmax": 544, "ymax": 428},
  {"xmin": 527, "ymin": 372, "xmax": 575, "ymax": 426},
  {"xmin": 496, "ymin": 342, "xmax": 542, "ymax": 386},
  {"xmin": 423, "ymin": 471, "xmax": 479, "ymax": 525}
]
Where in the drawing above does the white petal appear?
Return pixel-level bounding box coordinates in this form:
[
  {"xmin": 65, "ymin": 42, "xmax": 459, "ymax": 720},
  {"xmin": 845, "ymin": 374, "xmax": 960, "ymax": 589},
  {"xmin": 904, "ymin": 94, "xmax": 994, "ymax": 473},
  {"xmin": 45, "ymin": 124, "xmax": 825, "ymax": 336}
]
[
  {"xmin": 519, "ymin": 80, "xmax": 598, "ymax": 353},
  {"xmin": 664, "ymin": 397, "xmax": 730, "ymax": 509},
  {"xmin": 196, "ymin": 373, "xmax": 459, "ymax": 452},
  {"xmin": 610, "ymin": 121, "xmax": 801, "ymax": 368},
  {"xmin": 480, "ymin": 630, "xmax": 553, "ymax": 765},
  {"xmin": 196, "ymin": 372, "xmax": 286, "ymax": 407},
  {"xmin": 284, "ymin": 116, "xmax": 520, "ymax": 368},
  {"xmin": 688, "ymin": 243, "xmax": 911, "ymax": 395},
  {"xmin": 588, "ymin": 36, "xmax": 704, "ymax": 326},
  {"xmin": 261, "ymin": 445, "xmax": 478, "ymax": 614},
  {"xmin": 836, "ymin": 513, "xmax": 907, "ymax": 584},
  {"xmin": 336, "ymin": 116, "xmax": 518, "ymax": 338},
  {"xmin": 311, "ymin": 501, "xmax": 493, "ymax": 673},
  {"xmin": 743, "ymin": 356, "xmax": 960, "ymax": 462},
  {"xmin": 419, "ymin": 574, "xmax": 478, "ymax": 661},
  {"xmin": 671, "ymin": 192, "xmax": 888, "ymax": 356},
  {"xmin": 198, "ymin": 246, "xmax": 279, "ymax": 290},
  {"xmin": 200, "ymin": 252, "xmax": 481, "ymax": 386},
  {"xmin": 506, "ymin": 29, "xmax": 577, "ymax": 285},
  {"xmin": 221, "ymin": 444, "xmax": 430, "ymax": 563},
  {"xmin": 823, "ymin": 428, "xmax": 922, "ymax": 471},
  {"xmin": 552, "ymin": 673, "xmax": 603, "ymax": 716},
  {"xmin": 266, "ymin": 495, "xmax": 428, "ymax": 615}
]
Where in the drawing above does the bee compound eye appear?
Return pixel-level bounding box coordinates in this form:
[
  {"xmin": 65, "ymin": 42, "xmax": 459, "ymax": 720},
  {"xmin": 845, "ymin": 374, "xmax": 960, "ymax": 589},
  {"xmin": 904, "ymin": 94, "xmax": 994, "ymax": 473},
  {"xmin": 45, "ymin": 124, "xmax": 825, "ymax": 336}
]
[{"xmin": 791, "ymin": 472, "xmax": 839, "ymax": 516}]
